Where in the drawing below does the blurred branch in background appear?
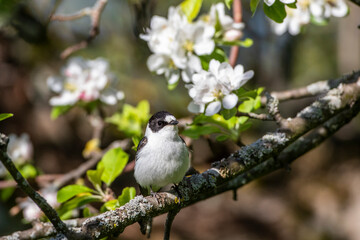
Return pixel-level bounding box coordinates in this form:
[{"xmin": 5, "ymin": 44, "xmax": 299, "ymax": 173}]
[{"xmin": 50, "ymin": 0, "xmax": 108, "ymax": 59}]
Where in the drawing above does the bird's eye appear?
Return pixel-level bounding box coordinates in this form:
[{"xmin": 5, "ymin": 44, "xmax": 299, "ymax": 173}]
[{"xmin": 158, "ymin": 121, "xmax": 164, "ymax": 126}]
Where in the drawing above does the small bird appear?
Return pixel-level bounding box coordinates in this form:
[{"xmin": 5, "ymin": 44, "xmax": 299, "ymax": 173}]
[
  {"xmin": 134, "ymin": 111, "xmax": 190, "ymax": 237},
  {"xmin": 134, "ymin": 111, "xmax": 190, "ymax": 196}
]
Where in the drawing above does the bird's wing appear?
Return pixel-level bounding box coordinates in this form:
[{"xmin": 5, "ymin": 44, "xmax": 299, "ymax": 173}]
[
  {"xmin": 135, "ymin": 136, "xmax": 148, "ymax": 161},
  {"xmin": 179, "ymin": 136, "xmax": 186, "ymax": 145}
]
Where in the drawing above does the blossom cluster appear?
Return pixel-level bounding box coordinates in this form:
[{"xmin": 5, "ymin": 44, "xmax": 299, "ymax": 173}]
[
  {"xmin": 0, "ymin": 133, "xmax": 33, "ymax": 178},
  {"xmin": 187, "ymin": 59, "xmax": 254, "ymax": 116},
  {"xmin": 47, "ymin": 57, "xmax": 124, "ymax": 106},
  {"xmin": 141, "ymin": 3, "xmax": 244, "ymax": 84},
  {"xmin": 271, "ymin": 0, "xmax": 348, "ymax": 35}
]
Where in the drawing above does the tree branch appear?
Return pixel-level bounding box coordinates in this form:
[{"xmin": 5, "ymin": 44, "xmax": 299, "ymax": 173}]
[
  {"xmin": 50, "ymin": 0, "xmax": 108, "ymax": 59},
  {"xmin": 349, "ymin": 0, "xmax": 360, "ymax": 7},
  {"xmin": 229, "ymin": 0, "xmax": 242, "ymax": 67},
  {"xmin": 0, "ymin": 219, "xmax": 84, "ymax": 240},
  {"xmin": 260, "ymin": 71, "xmax": 360, "ymax": 105},
  {"xmin": 0, "ymin": 135, "xmax": 70, "ymax": 238},
  {"xmin": 236, "ymin": 111, "xmax": 274, "ymax": 120}
]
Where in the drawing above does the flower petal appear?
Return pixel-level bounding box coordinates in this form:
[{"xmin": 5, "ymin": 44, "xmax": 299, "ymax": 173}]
[
  {"xmin": 205, "ymin": 101, "xmax": 221, "ymax": 116},
  {"xmin": 188, "ymin": 101, "xmax": 203, "ymax": 113},
  {"xmin": 222, "ymin": 94, "xmax": 238, "ymax": 109},
  {"xmin": 264, "ymin": 0, "xmax": 275, "ymax": 6},
  {"xmin": 280, "ymin": 0, "xmax": 295, "ymax": 4}
]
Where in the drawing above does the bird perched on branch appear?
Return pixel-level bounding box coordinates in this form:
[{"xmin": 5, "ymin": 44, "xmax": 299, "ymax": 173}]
[{"xmin": 134, "ymin": 111, "xmax": 190, "ymax": 237}]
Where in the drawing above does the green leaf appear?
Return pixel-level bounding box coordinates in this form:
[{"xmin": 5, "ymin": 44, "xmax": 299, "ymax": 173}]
[
  {"xmin": 58, "ymin": 194, "xmax": 101, "ymax": 218},
  {"xmin": 236, "ymin": 88, "xmax": 258, "ymax": 100},
  {"xmin": 19, "ymin": 164, "xmax": 38, "ymax": 179},
  {"xmin": 220, "ymin": 108, "xmax": 237, "ymax": 120},
  {"xmin": 0, "ymin": 113, "xmax": 13, "ymax": 122},
  {"xmin": 253, "ymin": 88, "xmax": 264, "ymax": 110},
  {"xmin": 0, "ymin": 187, "xmax": 15, "ymax": 201},
  {"xmin": 82, "ymin": 207, "xmax": 92, "ymax": 217},
  {"xmin": 224, "ymin": 0, "xmax": 233, "ymax": 9},
  {"xmin": 238, "ymin": 98, "xmax": 255, "ymax": 113},
  {"xmin": 217, "ymin": 38, "xmax": 253, "ymax": 48},
  {"xmin": 182, "ymin": 125, "xmax": 221, "ymax": 139},
  {"xmin": 168, "ymin": 81, "xmax": 179, "ymax": 90},
  {"xmin": 87, "ymin": 167, "xmax": 103, "ymax": 189},
  {"xmin": 250, "ymin": 0, "xmax": 261, "ymax": 15},
  {"xmin": 199, "ymin": 47, "xmax": 227, "ymax": 70},
  {"xmin": 238, "ymin": 116, "xmax": 249, "ymax": 124},
  {"xmin": 180, "ymin": 0, "xmax": 203, "ymax": 22},
  {"xmin": 106, "ymin": 100, "xmax": 150, "ymax": 138},
  {"xmin": 263, "ymin": 1, "xmax": 286, "ymax": 23},
  {"xmin": 287, "ymin": 2, "xmax": 297, "ymax": 8},
  {"xmin": 118, "ymin": 187, "xmax": 136, "ymax": 206},
  {"xmin": 101, "ymin": 199, "xmax": 119, "ymax": 212},
  {"xmin": 132, "ymin": 136, "xmax": 141, "ymax": 151},
  {"xmin": 216, "ymin": 134, "xmax": 230, "ymax": 142},
  {"xmin": 239, "ymin": 122, "xmax": 253, "ymax": 132},
  {"xmin": 57, "ymin": 185, "xmax": 95, "ymax": 203},
  {"xmin": 51, "ymin": 105, "xmax": 72, "ymax": 119},
  {"xmin": 100, "ymin": 147, "xmax": 129, "ymax": 186},
  {"xmin": 310, "ymin": 15, "xmax": 328, "ymax": 26}
]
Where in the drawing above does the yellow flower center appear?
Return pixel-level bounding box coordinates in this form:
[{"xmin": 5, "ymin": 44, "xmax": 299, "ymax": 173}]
[
  {"xmin": 64, "ymin": 82, "xmax": 77, "ymax": 92},
  {"xmin": 212, "ymin": 89, "xmax": 223, "ymax": 99},
  {"xmin": 183, "ymin": 40, "xmax": 194, "ymax": 52}
]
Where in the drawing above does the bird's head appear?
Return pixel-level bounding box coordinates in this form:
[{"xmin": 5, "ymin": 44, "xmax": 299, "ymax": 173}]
[{"xmin": 145, "ymin": 111, "xmax": 179, "ymax": 139}]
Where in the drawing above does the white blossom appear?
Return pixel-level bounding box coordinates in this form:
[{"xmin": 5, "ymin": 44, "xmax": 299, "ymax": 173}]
[
  {"xmin": 0, "ymin": 133, "xmax": 33, "ymax": 178},
  {"xmin": 47, "ymin": 57, "xmax": 124, "ymax": 106},
  {"xmin": 142, "ymin": 6, "xmax": 218, "ymax": 84},
  {"xmin": 270, "ymin": 0, "xmax": 348, "ymax": 36},
  {"xmin": 187, "ymin": 60, "xmax": 254, "ymax": 116},
  {"xmin": 310, "ymin": 0, "xmax": 348, "ymax": 22},
  {"xmin": 21, "ymin": 188, "xmax": 59, "ymax": 222},
  {"xmin": 204, "ymin": 3, "xmax": 245, "ymax": 41},
  {"xmin": 271, "ymin": 6, "xmax": 310, "ymax": 36},
  {"xmin": 265, "ymin": 0, "xmax": 296, "ymax": 7}
]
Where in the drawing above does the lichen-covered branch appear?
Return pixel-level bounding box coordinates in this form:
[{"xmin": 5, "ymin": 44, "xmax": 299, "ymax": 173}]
[
  {"xmin": 260, "ymin": 71, "xmax": 360, "ymax": 105},
  {"xmin": 236, "ymin": 111, "xmax": 274, "ymax": 121},
  {"xmin": 0, "ymin": 135, "xmax": 70, "ymax": 238},
  {"xmin": 2, "ymin": 72, "xmax": 360, "ymax": 240},
  {"xmin": 0, "ymin": 219, "xmax": 84, "ymax": 240}
]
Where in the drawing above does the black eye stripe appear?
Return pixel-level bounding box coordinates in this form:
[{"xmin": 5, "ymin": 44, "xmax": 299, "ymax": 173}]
[
  {"xmin": 148, "ymin": 111, "xmax": 174, "ymax": 133},
  {"xmin": 158, "ymin": 120, "xmax": 167, "ymax": 126}
]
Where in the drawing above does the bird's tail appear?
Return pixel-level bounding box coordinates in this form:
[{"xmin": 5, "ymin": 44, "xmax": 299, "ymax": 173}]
[
  {"xmin": 139, "ymin": 217, "xmax": 153, "ymax": 238},
  {"xmin": 138, "ymin": 185, "xmax": 153, "ymax": 238}
]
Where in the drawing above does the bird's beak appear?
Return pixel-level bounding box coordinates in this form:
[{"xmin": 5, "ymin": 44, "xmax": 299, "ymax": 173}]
[{"xmin": 169, "ymin": 120, "xmax": 179, "ymax": 125}]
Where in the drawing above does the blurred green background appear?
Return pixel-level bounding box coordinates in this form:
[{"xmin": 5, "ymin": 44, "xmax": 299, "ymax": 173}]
[{"xmin": 0, "ymin": 0, "xmax": 360, "ymax": 239}]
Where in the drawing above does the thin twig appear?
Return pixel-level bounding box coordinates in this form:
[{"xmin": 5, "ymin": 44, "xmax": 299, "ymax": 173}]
[
  {"xmin": 50, "ymin": 0, "xmax": 108, "ymax": 59},
  {"xmin": 0, "ymin": 134, "xmax": 70, "ymax": 237},
  {"xmin": 265, "ymin": 93, "xmax": 285, "ymax": 127},
  {"xmin": 236, "ymin": 111, "xmax": 274, "ymax": 121},
  {"xmin": 51, "ymin": 8, "xmax": 92, "ymax": 21},
  {"xmin": 229, "ymin": 0, "xmax": 242, "ymax": 67}
]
